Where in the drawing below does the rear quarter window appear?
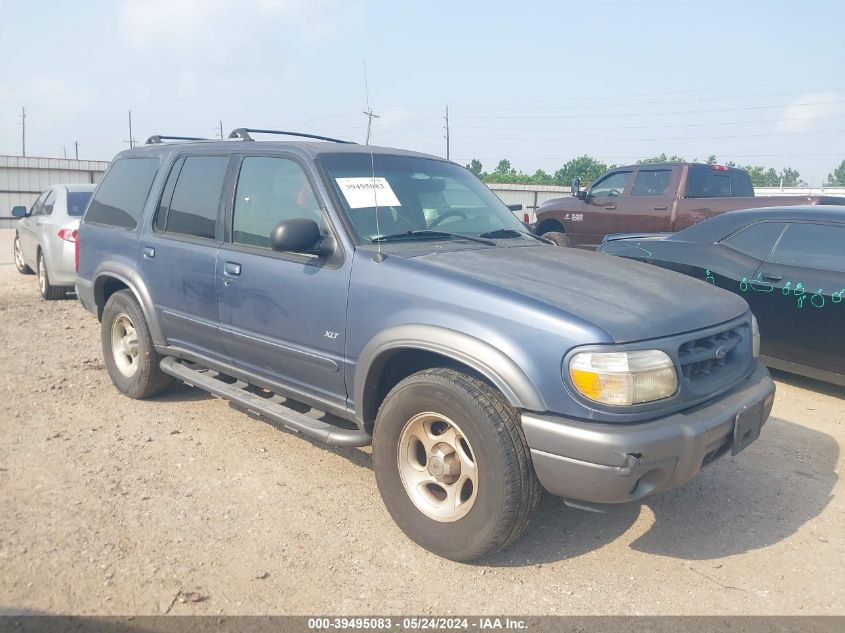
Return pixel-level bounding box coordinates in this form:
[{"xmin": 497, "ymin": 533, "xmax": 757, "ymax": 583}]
[
  {"xmin": 67, "ymin": 191, "xmax": 93, "ymax": 217},
  {"xmin": 84, "ymin": 157, "xmax": 160, "ymax": 229}
]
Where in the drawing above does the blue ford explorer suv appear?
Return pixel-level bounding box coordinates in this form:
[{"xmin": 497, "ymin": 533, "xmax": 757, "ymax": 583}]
[{"xmin": 76, "ymin": 129, "xmax": 775, "ymax": 561}]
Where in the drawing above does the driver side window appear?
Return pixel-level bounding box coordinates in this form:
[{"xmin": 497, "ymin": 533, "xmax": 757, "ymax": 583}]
[
  {"xmin": 588, "ymin": 171, "xmax": 631, "ymax": 198},
  {"xmin": 232, "ymin": 157, "xmax": 322, "ymax": 249}
]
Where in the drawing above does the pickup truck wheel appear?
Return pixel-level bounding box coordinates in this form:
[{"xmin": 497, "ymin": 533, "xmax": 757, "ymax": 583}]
[
  {"xmin": 373, "ymin": 368, "xmax": 541, "ymax": 561},
  {"xmin": 101, "ymin": 290, "xmax": 173, "ymax": 399},
  {"xmin": 38, "ymin": 251, "xmax": 66, "ymax": 300},
  {"xmin": 543, "ymin": 231, "xmax": 571, "ymax": 247},
  {"xmin": 13, "ymin": 235, "xmax": 34, "ymax": 274}
]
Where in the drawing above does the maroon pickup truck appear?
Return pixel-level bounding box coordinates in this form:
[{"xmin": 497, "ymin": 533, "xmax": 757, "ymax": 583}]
[{"xmin": 534, "ymin": 162, "xmax": 845, "ymax": 248}]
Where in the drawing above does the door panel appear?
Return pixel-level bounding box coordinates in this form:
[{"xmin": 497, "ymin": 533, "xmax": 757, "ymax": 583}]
[
  {"xmin": 577, "ymin": 170, "xmax": 633, "ymax": 247},
  {"xmin": 217, "ymin": 155, "xmax": 350, "ymax": 407},
  {"xmin": 745, "ymin": 222, "xmax": 845, "ymax": 375},
  {"xmin": 140, "ymin": 155, "xmax": 230, "ymax": 360}
]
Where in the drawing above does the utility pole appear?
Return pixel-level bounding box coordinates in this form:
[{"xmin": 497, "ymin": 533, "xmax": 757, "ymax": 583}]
[
  {"xmin": 20, "ymin": 107, "xmax": 26, "ymax": 157},
  {"xmin": 63, "ymin": 145, "xmax": 67, "ymax": 159},
  {"xmin": 74, "ymin": 141, "xmax": 79, "ymax": 160},
  {"xmin": 219, "ymin": 120, "xmax": 224, "ymax": 139},
  {"xmin": 363, "ymin": 108, "xmax": 379, "ymax": 145},
  {"xmin": 444, "ymin": 105, "xmax": 450, "ymax": 160}
]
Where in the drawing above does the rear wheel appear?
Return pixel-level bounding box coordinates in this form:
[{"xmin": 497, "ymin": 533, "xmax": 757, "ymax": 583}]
[
  {"xmin": 101, "ymin": 290, "xmax": 173, "ymax": 399},
  {"xmin": 542, "ymin": 231, "xmax": 571, "ymax": 247},
  {"xmin": 38, "ymin": 251, "xmax": 66, "ymax": 300},
  {"xmin": 373, "ymin": 368, "xmax": 541, "ymax": 561},
  {"xmin": 13, "ymin": 235, "xmax": 33, "ymax": 274}
]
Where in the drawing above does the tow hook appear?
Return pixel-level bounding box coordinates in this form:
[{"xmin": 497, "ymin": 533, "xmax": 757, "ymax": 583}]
[{"xmin": 617, "ymin": 452, "xmax": 642, "ymax": 476}]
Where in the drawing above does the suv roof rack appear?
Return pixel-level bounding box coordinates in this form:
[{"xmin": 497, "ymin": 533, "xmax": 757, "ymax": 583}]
[
  {"xmin": 228, "ymin": 128, "xmax": 356, "ymax": 144},
  {"xmin": 145, "ymin": 135, "xmax": 211, "ymax": 145}
]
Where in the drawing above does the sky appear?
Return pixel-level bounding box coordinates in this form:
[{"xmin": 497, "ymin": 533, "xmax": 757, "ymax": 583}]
[{"xmin": 1, "ymin": 0, "xmax": 844, "ymax": 185}]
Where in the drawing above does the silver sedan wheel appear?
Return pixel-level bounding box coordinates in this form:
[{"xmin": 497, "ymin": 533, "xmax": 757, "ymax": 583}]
[
  {"xmin": 397, "ymin": 412, "xmax": 479, "ymax": 522},
  {"xmin": 111, "ymin": 313, "xmax": 139, "ymax": 378},
  {"xmin": 14, "ymin": 237, "xmax": 25, "ymax": 271}
]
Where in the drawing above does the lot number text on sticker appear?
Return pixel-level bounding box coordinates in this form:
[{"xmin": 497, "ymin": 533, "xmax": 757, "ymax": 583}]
[{"xmin": 335, "ymin": 177, "xmax": 402, "ymax": 209}]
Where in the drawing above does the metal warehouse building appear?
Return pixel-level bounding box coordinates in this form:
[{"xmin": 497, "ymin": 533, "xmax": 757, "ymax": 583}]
[{"xmin": 0, "ymin": 155, "xmax": 109, "ymax": 228}]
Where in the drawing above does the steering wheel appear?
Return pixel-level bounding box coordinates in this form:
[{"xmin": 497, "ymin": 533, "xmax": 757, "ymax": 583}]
[
  {"xmin": 605, "ymin": 189, "xmax": 622, "ymax": 198},
  {"xmin": 429, "ymin": 209, "xmax": 469, "ymax": 228}
]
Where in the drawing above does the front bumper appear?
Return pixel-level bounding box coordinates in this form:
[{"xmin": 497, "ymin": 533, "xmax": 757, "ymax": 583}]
[{"xmin": 522, "ymin": 364, "xmax": 775, "ymax": 504}]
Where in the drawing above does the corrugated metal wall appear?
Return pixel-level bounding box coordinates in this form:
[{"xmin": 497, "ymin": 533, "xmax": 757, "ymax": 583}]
[{"xmin": 0, "ymin": 156, "xmax": 110, "ymax": 227}]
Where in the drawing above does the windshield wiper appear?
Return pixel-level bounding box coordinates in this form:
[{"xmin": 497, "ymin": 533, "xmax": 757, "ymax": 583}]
[
  {"xmin": 479, "ymin": 228, "xmax": 553, "ymax": 244},
  {"xmin": 371, "ymin": 230, "xmax": 496, "ymax": 246}
]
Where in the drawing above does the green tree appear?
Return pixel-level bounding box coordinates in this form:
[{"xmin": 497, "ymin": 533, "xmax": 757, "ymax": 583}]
[
  {"xmin": 494, "ymin": 159, "xmax": 515, "ymax": 175},
  {"xmin": 826, "ymin": 159, "xmax": 845, "ymax": 186},
  {"xmin": 465, "ymin": 158, "xmax": 484, "ymax": 177},
  {"xmin": 553, "ymin": 155, "xmax": 608, "ymax": 186},
  {"xmin": 705, "ymin": 155, "xmax": 717, "ymax": 165},
  {"xmin": 636, "ymin": 153, "xmax": 686, "ymax": 164},
  {"xmin": 779, "ymin": 167, "xmax": 805, "ymax": 187}
]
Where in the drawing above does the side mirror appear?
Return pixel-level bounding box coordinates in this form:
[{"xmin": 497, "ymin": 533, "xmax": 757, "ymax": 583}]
[
  {"xmin": 271, "ymin": 218, "xmax": 323, "ymax": 254},
  {"xmin": 11, "ymin": 205, "xmax": 28, "ymax": 218},
  {"xmin": 570, "ymin": 178, "xmax": 581, "ymax": 197}
]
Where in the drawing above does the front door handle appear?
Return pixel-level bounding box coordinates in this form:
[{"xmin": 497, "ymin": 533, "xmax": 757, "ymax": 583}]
[
  {"xmin": 653, "ymin": 205, "xmax": 668, "ymax": 211},
  {"xmin": 224, "ymin": 261, "xmax": 242, "ymax": 276},
  {"xmin": 142, "ymin": 246, "xmax": 155, "ymax": 259},
  {"xmin": 760, "ymin": 271, "xmax": 783, "ymax": 281},
  {"xmin": 604, "ymin": 204, "xmax": 617, "ymax": 210}
]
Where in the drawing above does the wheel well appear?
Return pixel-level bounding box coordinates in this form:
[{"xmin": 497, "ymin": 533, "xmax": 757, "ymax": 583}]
[
  {"xmin": 362, "ymin": 349, "xmax": 492, "ymax": 432},
  {"xmin": 535, "ymin": 219, "xmax": 565, "ymax": 235},
  {"xmin": 95, "ymin": 276, "xmax": 130, "ymax": 320}
]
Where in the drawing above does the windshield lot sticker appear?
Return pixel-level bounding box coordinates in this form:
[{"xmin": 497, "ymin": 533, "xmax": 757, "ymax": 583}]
[{"xmin": 335, "ymin": 177, "xmax": 401, "ymax": 209}]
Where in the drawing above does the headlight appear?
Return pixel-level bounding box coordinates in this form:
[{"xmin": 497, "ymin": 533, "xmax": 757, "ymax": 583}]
[
  {"xmin": 568, "ymin": 350, "xmax": 678, "ymax": 406},
  {"xmin": 751, "ymin": 314, "xmax": 760, "ymax": 358}
]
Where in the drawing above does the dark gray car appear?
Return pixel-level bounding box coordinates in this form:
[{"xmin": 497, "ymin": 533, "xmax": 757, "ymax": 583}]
[{"xmin": 76, "ymin": 130, "xmax": 775, "ymax": 561}]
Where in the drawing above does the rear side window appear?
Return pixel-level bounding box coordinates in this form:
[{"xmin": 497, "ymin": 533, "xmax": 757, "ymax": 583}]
[
  {"xmin": 720, "ymin": 222, "xmax": 786, "ymax": 260},
  {"xmin": 159, "ymin": 156, "xmax": 229, "ymax": 240},
  {"xmin": 66, "ymin": 191, "xmax": 93, "ymax": 217},
  {"xmin": 686, "ymin": 168, "xmax": 753, "ymax": 198},
  {"xmin": 768, "ymin": 222, "xmax": 845, "ymax": 272},
  {"xmin": 85, "ymin": 157, "xmax": 160, "ymax": 229},
  {"xmin": 631, "ymin": 169, "xmax": 671, "ymax": 196}
]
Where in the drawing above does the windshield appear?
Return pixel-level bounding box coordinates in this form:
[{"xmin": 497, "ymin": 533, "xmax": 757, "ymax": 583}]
[
  {"xmin": 318, "ymin": 153, "xmax": 528, "ymax": 242},
  {"xmin": 67, "ymin": 191, "xmax": 93, "ymax": 217}
]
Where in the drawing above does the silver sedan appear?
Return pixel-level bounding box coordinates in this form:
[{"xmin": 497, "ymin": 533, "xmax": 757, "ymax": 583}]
[{"xmin": 12, "ymin": 184, "xmax": 95, "ymax": 299}]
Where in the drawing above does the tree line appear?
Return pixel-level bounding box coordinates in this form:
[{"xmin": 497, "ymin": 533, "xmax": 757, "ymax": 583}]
[{"xmin": 466, "ymin": 156, "xmax": 845, "ymax": 188}]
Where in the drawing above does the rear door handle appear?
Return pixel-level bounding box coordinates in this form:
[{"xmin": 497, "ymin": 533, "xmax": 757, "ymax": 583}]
[
  {"xmin": 224, "ymin": 261, "xmax": 242, "ymax": 276},
  {"xmin": 760, "ymin": 271, "xmax": 783, "ymax": 281},
  {"xmin": 653, "ymin": 205, "xmax": 668, "ymax": 211},
  {"xmin": 604, "ymin": 204, "xmax": 617, "ymax": 210}
]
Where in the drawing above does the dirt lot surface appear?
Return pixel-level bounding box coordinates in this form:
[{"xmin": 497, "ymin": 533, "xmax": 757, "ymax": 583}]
[{"xmin": 0, "ymin": 229, "xmax": 843, "ymax": 616}]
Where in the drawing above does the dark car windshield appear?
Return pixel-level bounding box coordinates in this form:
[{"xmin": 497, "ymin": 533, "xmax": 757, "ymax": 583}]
[
  {"xmin": 66, "ymin": 191, "xmax": 93, "ymax": 216},
  {"xmin": 318, "ymin": 153, "xmax": 527, "ymax": 242}
]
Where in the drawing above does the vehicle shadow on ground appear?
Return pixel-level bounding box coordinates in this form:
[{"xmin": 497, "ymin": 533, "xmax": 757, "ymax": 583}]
[
  {"xmin": 485, "ymin": 416, "xmax": 838, "ymax": 567},
  {"xmin": 770, "ymin": 368, "xmax": 845, "ymax": 400},
  {"xmin": 154, "ymin": 382, "xmax": 214, "ymax": 403}
]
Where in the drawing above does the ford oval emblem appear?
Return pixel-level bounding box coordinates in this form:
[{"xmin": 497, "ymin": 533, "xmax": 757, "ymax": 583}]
[{"xmin": 715, "ymin": 345, "xmax": 727, "ymax": 360}]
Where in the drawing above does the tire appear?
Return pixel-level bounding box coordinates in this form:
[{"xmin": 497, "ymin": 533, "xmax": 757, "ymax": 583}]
[
  {"xmin": 101, "ymin": 290, "xmax": 173, "ymax": 399},
  {"xmin": 13, "ymin": 234, "xmax": 34, "ymax": 274},
  {"xmin": 38, "ymin": 251, "xmax": 67, "ymax": 300},
  {"xmin": 542, "ymin": 231, "xmax": 571, "ymax": 247},
  {"xmin": 373, "ymin": 368, "xmax": 541, "ymax": 561}
]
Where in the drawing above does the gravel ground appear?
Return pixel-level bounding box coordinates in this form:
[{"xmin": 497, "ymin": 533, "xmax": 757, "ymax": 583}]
[{"xmin": 0, "ymin": 228, "xmax": 843, "ymax": 616}]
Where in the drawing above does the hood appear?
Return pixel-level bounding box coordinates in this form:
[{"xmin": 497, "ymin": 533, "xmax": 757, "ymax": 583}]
[{"xmin": 410, "ymin": 245, "xmax": 748, "ymax": 343}]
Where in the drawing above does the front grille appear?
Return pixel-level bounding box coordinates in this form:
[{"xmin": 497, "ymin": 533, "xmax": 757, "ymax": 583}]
[{"xmin": 678, "ymin": 324, "xmax": 747, "ymax": 392}]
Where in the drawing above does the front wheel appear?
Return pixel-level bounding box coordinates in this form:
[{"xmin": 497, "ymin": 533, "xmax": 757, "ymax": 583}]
[
  {"xmin": 38, "ymin": 251, "xmax": 66, "ymax": 300},
  {"xmin": 542, "ymin": 231, "xmax": 571, "ymax": 247},
  {"xmin": 14, "ymin": 235, "xmax": 34, "ymax": 274},
  {"xmin": 373, "ymin": 368, "xmax": 541, "ymax": 561}
]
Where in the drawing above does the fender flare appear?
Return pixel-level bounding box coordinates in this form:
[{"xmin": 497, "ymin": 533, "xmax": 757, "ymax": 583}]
[
  {"xmin": 354, "ymin": 324, "xmax": 546, "ymax": 425},
  {"xmin": 92, "ymin": 261, "xmax": 165, "ymax": 346}
]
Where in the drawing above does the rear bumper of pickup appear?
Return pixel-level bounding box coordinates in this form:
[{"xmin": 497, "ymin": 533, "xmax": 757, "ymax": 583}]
[{"xmin": 521, "ymin": 364, "xmax": 775, "ymax": 504}]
